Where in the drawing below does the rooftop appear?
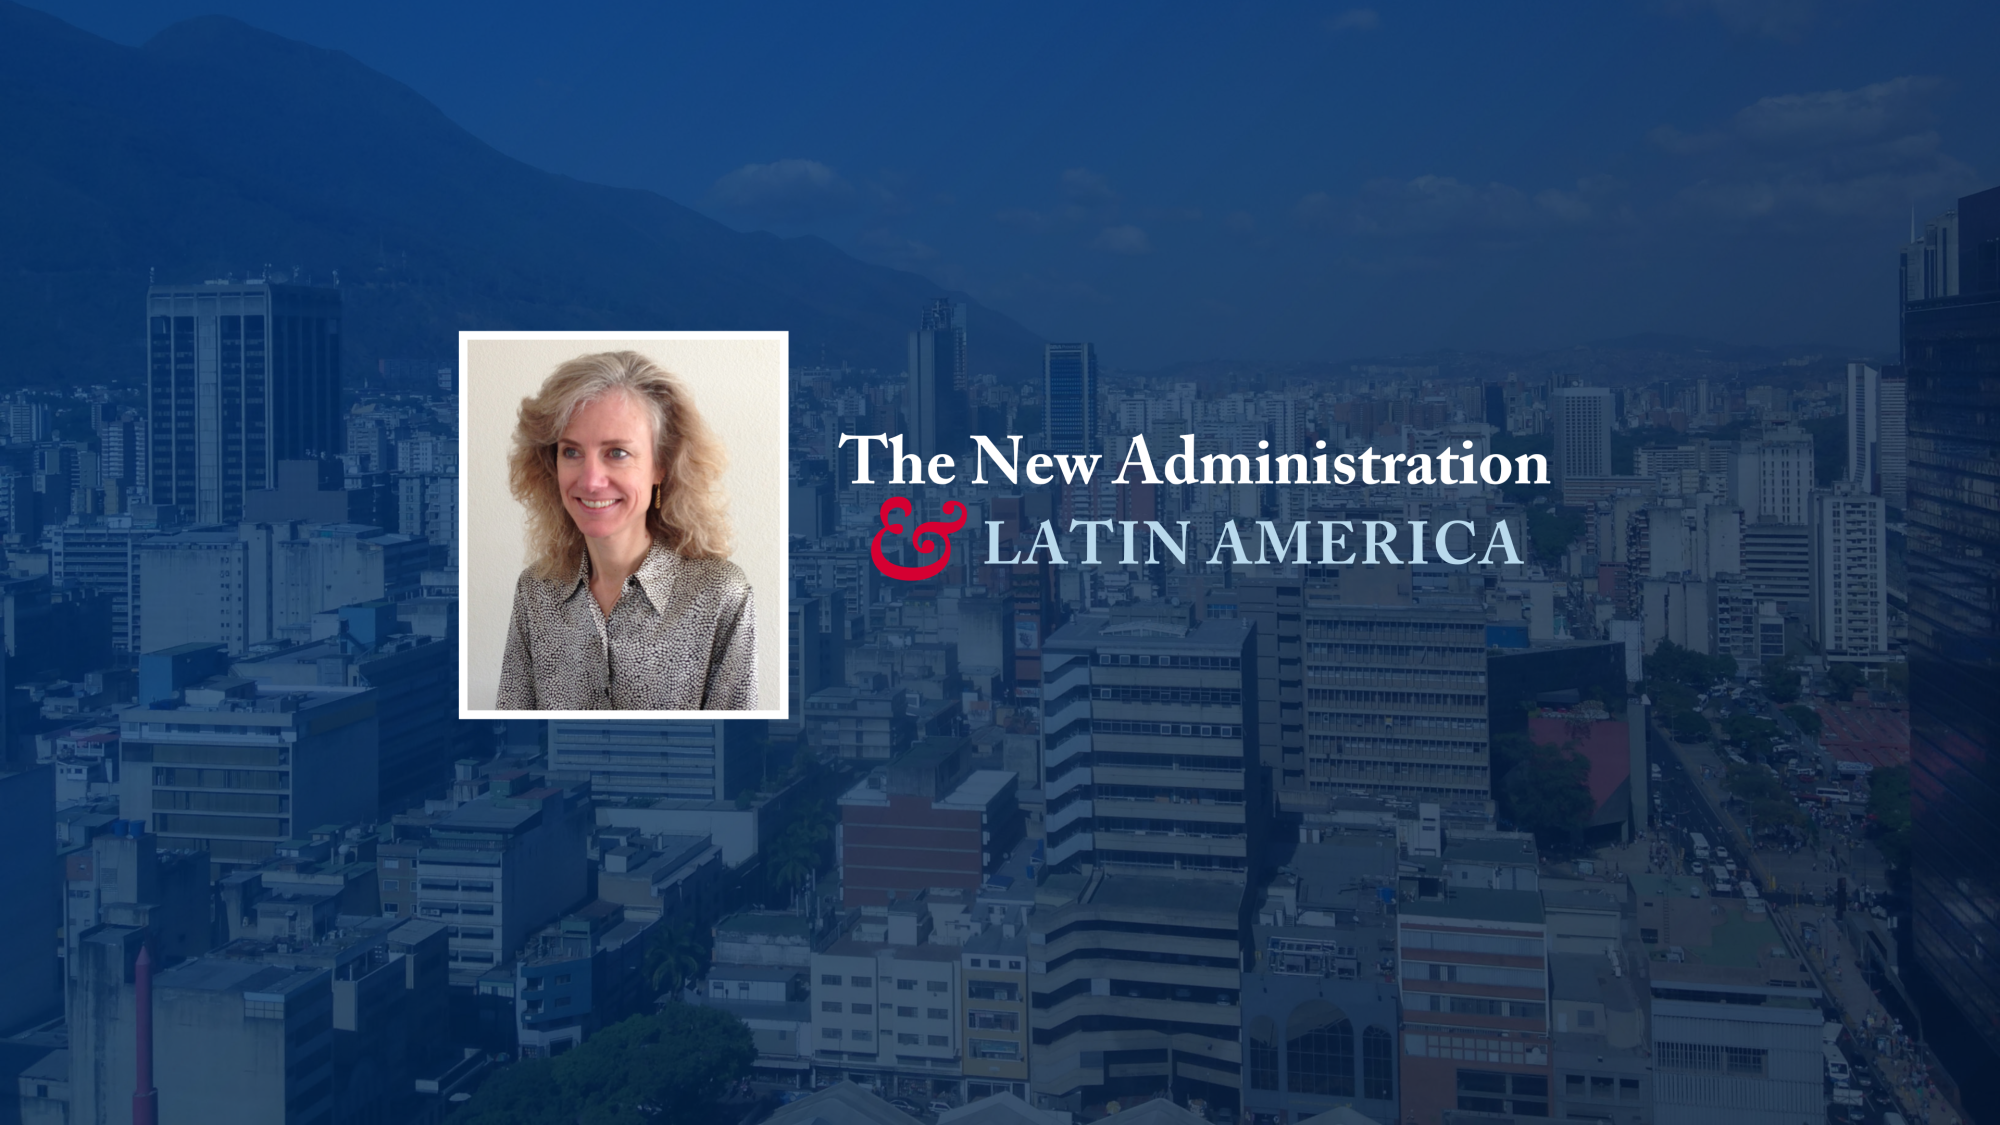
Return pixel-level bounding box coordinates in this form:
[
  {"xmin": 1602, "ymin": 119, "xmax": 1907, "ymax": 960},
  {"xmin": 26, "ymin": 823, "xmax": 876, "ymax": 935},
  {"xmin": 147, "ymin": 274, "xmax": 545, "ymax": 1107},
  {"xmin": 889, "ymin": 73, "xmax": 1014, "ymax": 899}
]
[
  {"xmin": 1401, "ymin": 887, "xmax": 1545, "ymax": 926},
  {"xmin": 1043, "ymin": 614, "xmax": 1254, "ymax": 655}
]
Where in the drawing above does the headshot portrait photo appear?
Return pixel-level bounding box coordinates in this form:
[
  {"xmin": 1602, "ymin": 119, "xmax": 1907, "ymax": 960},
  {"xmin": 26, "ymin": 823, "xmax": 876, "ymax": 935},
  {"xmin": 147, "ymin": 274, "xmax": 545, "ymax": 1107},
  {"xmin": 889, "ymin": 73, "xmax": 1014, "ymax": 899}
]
[{"xmin": 459, "ymin": 332, "xmax": 787, "ymax": 719}]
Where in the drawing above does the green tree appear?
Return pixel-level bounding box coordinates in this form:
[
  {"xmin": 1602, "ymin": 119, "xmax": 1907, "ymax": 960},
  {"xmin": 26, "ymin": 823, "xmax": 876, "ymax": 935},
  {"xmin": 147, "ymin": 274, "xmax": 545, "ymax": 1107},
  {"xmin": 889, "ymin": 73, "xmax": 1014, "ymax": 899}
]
[
  {"xmin": 1645, "ymin": 641, "xmax": 1734, "ymax": 692},
  {"xmin": 1827, "ymin": 662, "xmax": 1865, "ymax": 701},
  {"xmin": 644, "ymin": 921, "xmax": 709, "ymax": 997},
  {"xmin": 1722, "ymin": 713, "xmax": 1780, "ymax": 760},
  {"xmin": 1762, "ymin": 659, "xmax": 1801, "ymax": 704},
  {"xmin": 1527, "ymin": 506, "xmax": 1585, "ymax": 561},
  {"xmin": 1783, "ymin": 704, "xmax": 1821, "ymax": 739},
  {"xmin": 1670, "ymin": 709, "xmax": 1710, "ymax": 743},
  {"xmin": 1502, "ymin": 741, "xmax": 1594, "ymax": 847},
  {"xmin": 765, "ymin": 800, "xmax": 834, "ymax": 900},
  {"xmin": 450, "ymin": 1005, "xmax": 755, "ymax": 1125},
  {"xmin": 1867, "ymin": 765, "xmax": 1912, "ymax": 872}
]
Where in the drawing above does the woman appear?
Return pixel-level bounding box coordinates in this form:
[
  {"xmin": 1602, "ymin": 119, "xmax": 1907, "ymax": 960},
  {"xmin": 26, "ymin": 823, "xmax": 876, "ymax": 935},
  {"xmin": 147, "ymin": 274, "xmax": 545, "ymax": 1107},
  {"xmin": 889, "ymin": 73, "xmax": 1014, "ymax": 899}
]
[{"xmin": 496, "ymin": 351, "xmax": 757, "ymax": 710}]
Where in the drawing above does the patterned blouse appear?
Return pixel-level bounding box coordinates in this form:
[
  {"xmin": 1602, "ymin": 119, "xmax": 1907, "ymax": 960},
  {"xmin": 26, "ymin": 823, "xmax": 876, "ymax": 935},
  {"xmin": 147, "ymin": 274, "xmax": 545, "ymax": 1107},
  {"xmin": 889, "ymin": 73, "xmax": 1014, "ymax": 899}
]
[{"xmin": 497, "ymin": 539, "xmax": 758, "ymax": 711}]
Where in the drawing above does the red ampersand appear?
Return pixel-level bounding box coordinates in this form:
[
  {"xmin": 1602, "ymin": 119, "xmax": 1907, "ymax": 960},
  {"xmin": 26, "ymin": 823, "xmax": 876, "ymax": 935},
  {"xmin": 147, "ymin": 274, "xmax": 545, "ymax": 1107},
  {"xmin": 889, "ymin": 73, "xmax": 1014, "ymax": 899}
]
[{"xmin": 871, "ymin": 497, "xmax": 968, "ymax": 581}]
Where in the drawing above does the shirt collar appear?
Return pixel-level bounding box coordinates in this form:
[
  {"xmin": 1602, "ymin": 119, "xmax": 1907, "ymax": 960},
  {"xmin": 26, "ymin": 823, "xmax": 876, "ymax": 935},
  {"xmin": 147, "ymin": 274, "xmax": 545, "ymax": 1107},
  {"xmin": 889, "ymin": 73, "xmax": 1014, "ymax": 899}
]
[{"xmin": 563, "ymin": 539, "xmax": 679, "ymax": 616}]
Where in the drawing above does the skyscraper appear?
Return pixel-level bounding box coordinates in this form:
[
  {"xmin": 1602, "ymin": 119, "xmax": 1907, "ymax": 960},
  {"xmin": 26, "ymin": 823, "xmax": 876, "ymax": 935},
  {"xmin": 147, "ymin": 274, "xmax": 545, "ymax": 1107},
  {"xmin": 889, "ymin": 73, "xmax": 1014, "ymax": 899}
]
[
  {"xmin": 1846, "ymin": 362, "xmax": 1881, "ymax": 495},
  {"xmin": 907, "ymin": 299, "xmax": 967, "ymax": 456},
  {"xmin": 146, "ymin": 280, "xmax": 342, "ymax": 523},
  {"xmin": 1905, "ymin": 183, "xmax": 2000, "ymax": 1064},
  {"xmin": 1879, "ymin": 369, "xmax": 1908, "ymax": 510},
  {"xmin": 1551, "ymin": 386, "xmax": 1612, "ymax": 489},
  {"xmin": 1042, "ymin": 342, "xmax": 1099, "ymax": 455},
  {"xmin": 1811, "ymin": 485, "xmax": 1887, "ymax": 659}
]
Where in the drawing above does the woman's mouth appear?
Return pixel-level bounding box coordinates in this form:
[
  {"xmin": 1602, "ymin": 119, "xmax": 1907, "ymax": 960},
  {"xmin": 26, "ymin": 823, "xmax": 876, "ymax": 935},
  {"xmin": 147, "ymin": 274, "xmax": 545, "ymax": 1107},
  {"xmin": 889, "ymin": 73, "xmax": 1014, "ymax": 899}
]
[{"xmin": 576, "ymin": 498, "xmax": 621, "ymax": 510}]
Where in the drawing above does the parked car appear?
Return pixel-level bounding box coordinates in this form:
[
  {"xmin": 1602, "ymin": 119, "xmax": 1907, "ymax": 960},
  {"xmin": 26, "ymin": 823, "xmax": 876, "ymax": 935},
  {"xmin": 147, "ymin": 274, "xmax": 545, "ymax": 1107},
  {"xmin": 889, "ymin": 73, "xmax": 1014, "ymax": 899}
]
[
  {"xmin": 890, "ymin": 1099, "xmax": 924, "ymax": 1117},
  {"xmin": 930, "ymin": 1101, "xmax": 955, "ymax": 1115}
]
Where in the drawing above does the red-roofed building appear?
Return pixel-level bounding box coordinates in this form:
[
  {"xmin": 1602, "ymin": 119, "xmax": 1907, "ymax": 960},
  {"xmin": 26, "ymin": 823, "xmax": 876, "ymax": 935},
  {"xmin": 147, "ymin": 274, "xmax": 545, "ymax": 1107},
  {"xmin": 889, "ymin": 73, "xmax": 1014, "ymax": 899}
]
[
  {"xmin": 1529, "ymin": 710, "xmax": 1633, "ymax": 840},
  {"xmin": 1812, "ymin": 693, "xmax": 1909, "ymax": 771}
]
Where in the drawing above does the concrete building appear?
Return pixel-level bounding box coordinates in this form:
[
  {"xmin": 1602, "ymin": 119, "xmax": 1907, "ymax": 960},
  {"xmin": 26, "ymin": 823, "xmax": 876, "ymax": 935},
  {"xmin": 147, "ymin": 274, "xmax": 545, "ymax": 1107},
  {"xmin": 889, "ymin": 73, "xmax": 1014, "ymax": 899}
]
[
  {"xmin": 1299, "ymin": 596, "xmax": 1491, "ymax": 806},
  {"xmin": 0, "ymin": 766, "xmax": 59, "ymax": 1033},
  {"xmin": 119, "ymin": 680, "xmax": 378, "ymax": 870},
  {"xmin": 703, "ymin": 960, "xmax": 814, "ymax": 1080},
  {"xmin": 1396, "ymin": 842, "xmax": 1551, "ymax": 1125},
  {"xmin": 812, "ymin": 907, "xmax": 967, "ymax": 1100},
  {"xmin": 1634, "ymin": 874, "xmax": 1822, "ymax": 1125},
  {"xmin": 231, "ymin": 601, "xmax": 470, "ymax": 816},
  {"xmin": 513, "ymin": 900, "xmax": 659, "ymax": 1058},
  {"xmin": 1044, "ymin": 343, "xmax": 1101, "ymax": 456},
  {"xmin": 811, "ymin": 686, "xmax": 916, "ymax": 763},
  {"xmin": 1544, "ymin": 879, "xmax": 1652, "ymax": 1125},
  {"xmin": 1732, "ymin": 427, "xmax": 1813, "ymax": 528},
  {"xmin": 839, "ymin": 739, "xmax": 1023, "ymax": 908},
  {"xmin": 1738, "ymin": 521, "xmax": 1811, "ymax": 616},
  {"xmin": 145, "ymin": 280, "xmax": 341, "ymax": 524},
  {"xmin": 593, "ymin": 831, "xmax": 723, "ymax": 926},
  {"xmin": 61, "ymin": 819, "xmax": 210, "ymax": 979},
  {"xmin": 377, "ymin": 773, "xmax": 592, "ymax": 983},
  {"xmin": 1241, "ymin": 835, "xmax": 1400, "ymax": 1125},
  {"xmin": 1811, "ymin": 486, "xmax": 1888, "ymax": 660},
  {"xmin": 962, "ymin": 924, "xmax": 1031, "ymax": 1100},
  {"xmin": 1029, "ymin": 872, "xmax": 1245, "ymax": 1113},
  {"xmin": 1553, "ymin": 387, "xmax": 1613, "ymax": 489},
  {"xmin": 1039, "ymin": 615, "xmax": 1259, "ymax": 878},
  {"xmin": 547, "ymin": 719, "xmax": 761, "ymax": 803}
]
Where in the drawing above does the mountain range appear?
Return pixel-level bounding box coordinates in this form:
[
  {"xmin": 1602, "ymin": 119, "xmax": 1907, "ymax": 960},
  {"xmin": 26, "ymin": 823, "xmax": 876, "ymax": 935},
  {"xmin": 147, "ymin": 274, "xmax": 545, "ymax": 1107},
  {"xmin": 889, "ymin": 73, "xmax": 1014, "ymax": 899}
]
[{"xmin": 0, "ymin": 2, "xmax": 1047, "ymax": 390}]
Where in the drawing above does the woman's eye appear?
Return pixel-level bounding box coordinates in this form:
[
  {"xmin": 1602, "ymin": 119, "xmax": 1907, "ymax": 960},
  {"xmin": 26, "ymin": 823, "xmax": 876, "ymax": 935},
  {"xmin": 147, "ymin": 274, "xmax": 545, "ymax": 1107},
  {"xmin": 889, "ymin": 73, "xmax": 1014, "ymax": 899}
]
[{"xmin": 560, "ymin": 447, "xmax": 579, "ymax": 458}]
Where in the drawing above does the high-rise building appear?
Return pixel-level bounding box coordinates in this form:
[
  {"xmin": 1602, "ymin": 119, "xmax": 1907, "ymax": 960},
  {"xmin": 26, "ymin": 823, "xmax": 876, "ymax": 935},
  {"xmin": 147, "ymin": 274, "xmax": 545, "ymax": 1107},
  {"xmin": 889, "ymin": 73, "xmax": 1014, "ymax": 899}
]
[
  {"xmin": 1811, "ymin": 486, "xmax": 1887, "ymax": 659},
  {"xmin": 1739, "ymin": 520, "xmax": 1811, "ymax": 614},
  {"xmin": 908, "ymin": 299, "xmax": 968, "ymax": 457},
  {"xmin": 545, "ymin": 720, "xmax": 759, "ymax": 803},
  {"xmin": 1730, "ymin": 426, "xmax": 1814, "ymax": 527},
  {"xmin": 1039, "ymin": 614, "xmax": 1259, "ymax": 879},
  {"xmin": 837, "ymin": 739, "xmax": 1022, "ymax": 908},
  {"xmin": 146, "ymin": 281, "xmax": 342, "ymax": 524},
  {"xmin": 1552, "ymin": 387, "xmax": 1613, "ymax": 488},
  {"xmin": 1043, "ymin": 343, "xmax": 1100, "ymax": 456},
  {"xmin": 1879, "ymin": 369, "xmax": 1908, "ymax": 510},
  {"xmin": 1905, "ymin": 183, "xmax": 2000, "ymax": 1064},
  {"xmin": 1846, "ymin": 362, "xmax": 1881, "ymax": 496}
]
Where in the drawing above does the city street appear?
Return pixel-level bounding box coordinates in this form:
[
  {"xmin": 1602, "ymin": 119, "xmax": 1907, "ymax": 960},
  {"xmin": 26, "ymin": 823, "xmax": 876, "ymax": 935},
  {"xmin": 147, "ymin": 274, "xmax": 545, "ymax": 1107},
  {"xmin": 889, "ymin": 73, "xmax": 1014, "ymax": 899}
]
[{"xmin": 1647, "ymin": 717, "xmax": 1958, "ymax": 1125}]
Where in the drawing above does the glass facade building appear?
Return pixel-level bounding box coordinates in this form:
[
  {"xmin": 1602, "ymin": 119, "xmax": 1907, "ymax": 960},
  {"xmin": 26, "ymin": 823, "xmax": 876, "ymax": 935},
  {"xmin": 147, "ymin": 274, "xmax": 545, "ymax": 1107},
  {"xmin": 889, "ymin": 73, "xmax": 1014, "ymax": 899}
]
[
  {"xmin": 146, "ymin": 281, "xmax": 342, "ymax": 524},
  {"xmin": 1042, "ymin": 342, "xmax": 1099, "ymax": 456},
  {"xmin": 1904, "ymin": 183, "xmax": 2000, "ymax": 1059}
]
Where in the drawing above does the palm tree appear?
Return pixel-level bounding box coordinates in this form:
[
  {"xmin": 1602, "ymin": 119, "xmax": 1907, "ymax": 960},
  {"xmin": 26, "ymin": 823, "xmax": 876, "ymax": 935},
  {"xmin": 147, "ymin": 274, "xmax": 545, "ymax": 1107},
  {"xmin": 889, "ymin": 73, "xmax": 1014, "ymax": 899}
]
[{"xmin": 645, "ymin": 921, "xmax": 707, "ymax": 998}]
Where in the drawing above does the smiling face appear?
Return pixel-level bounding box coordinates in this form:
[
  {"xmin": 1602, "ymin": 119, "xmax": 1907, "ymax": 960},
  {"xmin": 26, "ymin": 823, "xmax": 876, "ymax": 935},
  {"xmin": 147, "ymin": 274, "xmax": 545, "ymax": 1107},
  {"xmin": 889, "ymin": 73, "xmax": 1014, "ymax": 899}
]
[{"xmin": 555, "ymin": 390, "xmax": 663, "ymax": 548}]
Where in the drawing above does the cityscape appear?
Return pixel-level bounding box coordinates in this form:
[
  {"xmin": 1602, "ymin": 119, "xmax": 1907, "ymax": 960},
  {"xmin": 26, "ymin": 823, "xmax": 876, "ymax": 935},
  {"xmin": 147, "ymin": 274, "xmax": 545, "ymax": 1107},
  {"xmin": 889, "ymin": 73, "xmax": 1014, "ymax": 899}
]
[{"xmin": 2, "ymin": 6, "xmax": 1998, "ymax": 1125}]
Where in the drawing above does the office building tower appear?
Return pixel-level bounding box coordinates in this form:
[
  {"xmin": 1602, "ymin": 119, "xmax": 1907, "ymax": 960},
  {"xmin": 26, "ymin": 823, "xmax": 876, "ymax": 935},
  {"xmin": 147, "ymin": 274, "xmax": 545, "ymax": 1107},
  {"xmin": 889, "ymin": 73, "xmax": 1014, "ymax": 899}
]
[
  {"xmin": 1739, "ymin": 521, "xmax": 1811, "ymax": 614},
  {"xmin": 1043, "ymin": 343, "xmax": 1100, "ymax": 456},
  {"xmin": 1039, "ymin": 615, "xmax": 1259, "ymax": 879},
  {"xmin": 1879, "ymin": 369, "xmax": 1908, "ymax": 509},
  {"xmin": 1731, "ymin": 427, "xmax": 1814, "ymax": 527},
  {"xmin": 0, "ymin": 766, "xmax": 59, "ymax": 1033},
  {"xmin": 1846, "ymin": 363, "xmax": 1881, "ymax": 496},
  {"xmin": 1552, "ymin": 387, "xmax": 1613, "ymax": 488},
  {"xmin": 908, "ymin": 300, "xmax": 968, "ymax": 457},
  {"xmin": 1811, "ymin": 486, "xmax": 1888, "ymax": 659},
  {"xmin": 1030, "ymin": 872, "xmax": 1245, "ymax": 1111},
  {"xmin": 1300, "ymin": 589, "xmax": 1491, "ymax": 806},
  {"xmin": 838, "ymin": 739, "xmax": 1022, "ymax": 908},
  {"xmin": 1906, "ymin": 183, "xmax": 2000, "ymax": 1063},
  {"xmin": 1397, "ymin": 838, "xmax": 1552, "ymax": 1125},
  {"xmin": 119, "ymin": 681, "xmax": 379, "ymax": 869},
  {"xmin": 146, "ymin": 280, "xmax": 342, "ymax": 524},
  {"xmin": 546, "ymin": 720, "xmax": 758, "ymax": 803}
]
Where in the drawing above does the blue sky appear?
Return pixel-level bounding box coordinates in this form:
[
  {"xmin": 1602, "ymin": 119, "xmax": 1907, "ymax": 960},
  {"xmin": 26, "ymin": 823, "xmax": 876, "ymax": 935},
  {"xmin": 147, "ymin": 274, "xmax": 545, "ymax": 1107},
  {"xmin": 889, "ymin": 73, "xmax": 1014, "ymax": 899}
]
[{"xmin": 28, "ymin": 0, "xmax": 2000, "ymax": 366}]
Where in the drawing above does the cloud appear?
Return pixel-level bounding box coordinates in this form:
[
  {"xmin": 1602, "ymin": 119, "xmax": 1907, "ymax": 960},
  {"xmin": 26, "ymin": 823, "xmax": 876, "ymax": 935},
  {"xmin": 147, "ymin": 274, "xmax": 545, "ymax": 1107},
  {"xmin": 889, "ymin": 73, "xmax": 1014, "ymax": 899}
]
[
  {"xmin": 1652, "ymin": 78, "xmax": 1979, "ymax": 220},
  {"xmin": 994, "ymin": 207, "xmax": 1053, "ymax": 234},
  {"xmin": 1308, "ymin": 174, "xmax": 1619, "ymax": 238},
  {"xmin": 1092, "ymin": 225, "xmax": 1152, "ymax": 255},
  {"xmin": 1062, "ymin": 168, "xmax": 1119, "ymax": 204},
  {"xmin": 706, "ymin": 159, "xmax": 855, "ymax": 225},
  {"xmin": 1324, "ymin": 8, "xmax": 1380, "ymax": 32},
  {"xmin": 1659, "ymin": 0, "xmax": 1823, "ymax": 40}
]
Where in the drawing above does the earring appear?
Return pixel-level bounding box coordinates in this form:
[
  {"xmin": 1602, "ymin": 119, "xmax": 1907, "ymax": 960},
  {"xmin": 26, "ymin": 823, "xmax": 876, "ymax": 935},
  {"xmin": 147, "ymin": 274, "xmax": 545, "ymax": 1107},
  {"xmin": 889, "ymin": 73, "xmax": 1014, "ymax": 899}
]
[{"xmin": 651, "ymin": 484, "xmax": 662, "ymax": 511}]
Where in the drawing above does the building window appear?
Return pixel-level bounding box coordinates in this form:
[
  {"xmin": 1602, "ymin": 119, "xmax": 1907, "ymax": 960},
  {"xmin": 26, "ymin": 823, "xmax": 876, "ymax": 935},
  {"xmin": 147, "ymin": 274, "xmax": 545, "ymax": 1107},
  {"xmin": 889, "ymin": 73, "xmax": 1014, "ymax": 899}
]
[
  {"xmin": 1657, "ymin": 1042, "xmax": 1766, "ymax": 1077},
  {"xmin": 384, "ymin": 903, "xmax": 398, "ymax": 914},
  {"xmin": 1248, "ymin": 1017, "xmax": 1279, "ymax": 1091},
  {"xmin": 928, "ymin": 1035, "xmax": 950, "ymax": 1047},
  {"xmin": 822, "ymin": 1002, "xmax": 842, "ymax": 1013},
  {"xmin": 1362, "ymin": 1025, "xmax": 1393, "ymax": 1100},
  {"xmin": 927, "ymin": 981, "xmax": 948, "ymax": 993},
  {"xmin": 851, "ymin": 1030, "xmax": 872, "ymax": 1042},
  {"xmin": 927, "ymin": 1008, "xmax": 948, "ymax": 1020},
  {"xmin": 382, "ymin": 880, "xmax": 398, "ymax": 891},
  {"xmin": 968, "ymin": 1010, "xmax": 1018, "ymax": 1032},
  {"xmin": 823, "ymin": 1028, "xmax": 841, "ymax": 1040},
  {"xmin": 899, "ymin": 1033, "xmax": 919, "ymax": 1045},
  {"xmin": 898, "ymin": 979, "xmax": 916, "ymax": 991},
  {"xmin": 852, "ymin": 1003, "xmax": 872, "ymax": 1015},
  {"xmin": 1286, "ymin": 1001, "xmax": 1355, "ymax": 1097},
  {"xmin": 852, "ymin": 976, "xmax": 871, "ymax": 987},
  {"xmin": 898, "ymin": 1006, "xmax": 917, "ymax": 1018},
  {"xmin": 823, "ymin": 974, "xmax": 842, "ymax": 986},
  {"xmin": 1457, "ymin": 1071, "xmax": 1548, "ymax": 1117},
  {"xmin": 1618, "ymin": 1079, "xmax": 1640, "ymax": 1101},
  {"xmin": 970, "ymin": 1038, "xmax": 1021, "ymax": 1061}
]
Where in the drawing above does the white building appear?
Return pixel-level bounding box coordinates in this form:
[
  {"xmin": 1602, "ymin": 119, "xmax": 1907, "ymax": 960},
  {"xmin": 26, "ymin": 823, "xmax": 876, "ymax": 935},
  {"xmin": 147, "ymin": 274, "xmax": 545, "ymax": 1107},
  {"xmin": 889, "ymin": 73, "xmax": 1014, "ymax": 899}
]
[
  {"xmin": 1553, "ymin": 387, "xmax": 1613, "ymax": 487},
  {"xmin": 1812, "ymin": 486, "xmax": 1888, "ymax": 659}
]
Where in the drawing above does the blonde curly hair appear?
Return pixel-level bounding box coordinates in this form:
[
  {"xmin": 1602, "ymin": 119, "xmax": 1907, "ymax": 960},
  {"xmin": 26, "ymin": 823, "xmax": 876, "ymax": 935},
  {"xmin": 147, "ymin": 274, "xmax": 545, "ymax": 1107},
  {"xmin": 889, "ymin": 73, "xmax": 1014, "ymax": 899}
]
[{"xmin": 508, "ymin": 351, "xmax": 734, "ymax": 580}]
